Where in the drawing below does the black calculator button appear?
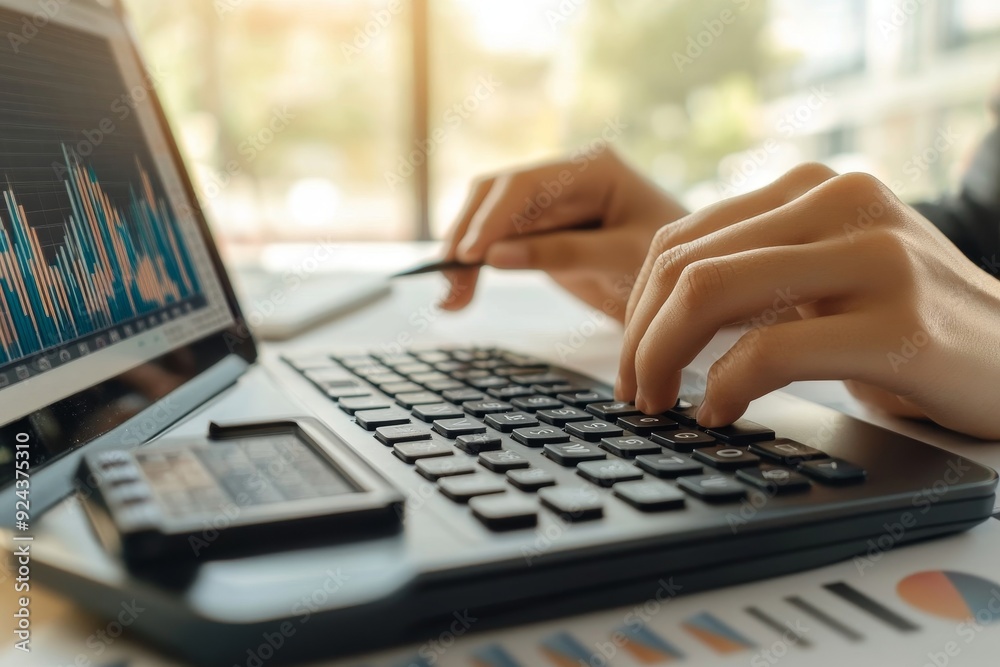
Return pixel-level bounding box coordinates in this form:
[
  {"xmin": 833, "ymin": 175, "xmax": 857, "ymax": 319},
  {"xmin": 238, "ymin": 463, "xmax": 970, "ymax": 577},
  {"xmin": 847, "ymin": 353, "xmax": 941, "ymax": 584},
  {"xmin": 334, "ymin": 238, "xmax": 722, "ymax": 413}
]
[
  {"xmin": 614, "ymin": 480, "xmax": 686, "ymax": 511},
  {"xmin": 799, "ymin": 458, "xmax": 867, "ymax": 484},
  {"xmin": 395, "ymin": 392, "xmax": 443, "ymax": 409},
  {"xmin": 511, "ymin": 426, "xmax": 569, "ymax": 447},
  {"xmin": 651, "ymin": 430, "xmax": 717, "ymax": 452},
  {"xmin": 488, "ymin": 385, "xmax": 535, "ymax": 400},
  {"xmin": 453, "ymin": 369, "xmax": 490, "ymax": 381},
  {"xmin": 543, "ymin": 441, "xmax": 606, "ymax": 466},
  {"xmin": 564, "ymin": 420, "xmax": 624, "ymax": 442},
  {"xmin": 324, "ymin": 386, "xmax": 371, "ymax": 400},
  {"xmin": 692, "ymin": 446, "xmax": 761, "ymax": 470},
  {"xmin": 432, "ymin": 418, "xmax": 487, "ymax": 438},
  {"xmin": 415, "ymin": 351, "xmax": 450, "ymax": 364},
  {"xmin": 750, "ymin": 439, "xmax": 826, "ymax": 464},
  {"xmin": 393, "ymin": 441, "xmax": 454, "ymax": 464},
  {"xmin": 468, "ymin": 376, "xmax": 510, "ymax": 390},
  {"xmin": 511, "ymin": 395, "xmax": 564, "ymax": 412},
  {"xmin": 335, "ymin": 354, "xmax": 376, "ymax": 368},
  {"xmin": 538, "ymin": 487, "xmax": 603, "ymax": 521},
  {"xmin": 704, "ymin": 419, "xmax": 775, "ymax": 444},
  {"xmin": 484, "ymin": 411, "xmax": 539, "ymax": 432},
  {"xmin": 423, "ymin": 379, "xmax": 465, "ymax": 392},
  {"xmin": 536, "ymin": 383, "xmax": 590, "ymax": 396},
  {"xmin": 416, "ymin": 457, "xmax": 477, "ymax": 481},
  {"xmin": 600, "ymin": 436, "xmax": 661, "ymax": 458},
  {"xmin": 470, "ymin": 494, "xmax": 538, "ymax": 531},
  {"xmin": 463, "ymin": 400, "xmax": 514, "ymax": 418},
  {"xmin": 587, "ymin": 401, "xmax": 641, "ymax": 420},
  {"xmin": 557, "ymin": 390, "xmax": 614, "ymax": 407},
  {"xmin": 618, "ymin": 414, "xmax": 678, "ymax": 435},
  {"xmin": 380, "ymin": 382, "xmax": 425, "ymax": 397},
  {"xmin": 377, "ymin": 353, "xmax": 416, "ymax": 366},
  {"xmin": 442, "ymin": 388, "xmax": 485, "ymax": 404},
  {"xmin": 537, "ymin": 407, "xmax": 592, "ymax": 426},
  {"xmin": 303, "ymin": 367, "xmax": 355, "ymax": 385},
  {"xmin": 339, "ymin": 396, "xmax": 391, "ymax": 415},
  {"xmin": 408, "ymin": 371, "xmax": 452, "ymax": 385},
  {"xmin": 677, "ymin": 474, "xmax": 747, "ymax": 502},
  {"xmin": 435, "ymin": 361, "xmax": 468, "ymax": 374},
  {"xmin": 512, "ymin": 373, "xmax": 568, "ymax": 386},
  {"xmin": 438, "ymin": 475, "xmax": 507, "ymax": 503},
  {"xmin": 665, "ymin": 398, "xmax": 700, "ymax": 426},
  {"xmin": 283, "ymin": 354, "xmax": 335, "ymax": 371},
  {"xmin": 479, "ymin": 449, "xmax": 531, "ymax": 472},
  {"xmin": 736, "ymin": 466, "xmax": 812, "ymax": 493},
  {"xmin": 455, "ymin": 433, "xmax": 503, "ymax": 454},
  {"xmin": 507, "ymin": 468, "xmax": 557, "ymax": 491},
  {"xmin": 366, "ymin": 372, "xmax": 407, "ymax": 386},
  {"xmin": 412, "ymin": 403, "xmax": 465, "ymax": 423},
  {"xmin": 355, "ymin": 409, "xmax": 411, "ymax": 431},
  {"xmin": 634, "ymin": 454, "xmax": 704, "ymax": 479},
  {"xmin": 375, "ymin": 424, "xmax": 432, "ymax": 446},
  {"xmin": 576, "ymin": 460, "xmax": 644, "ymax": 487},
  {"xmin": 395, "ymin": 362, "xmax": 434, "ymax": 375}
]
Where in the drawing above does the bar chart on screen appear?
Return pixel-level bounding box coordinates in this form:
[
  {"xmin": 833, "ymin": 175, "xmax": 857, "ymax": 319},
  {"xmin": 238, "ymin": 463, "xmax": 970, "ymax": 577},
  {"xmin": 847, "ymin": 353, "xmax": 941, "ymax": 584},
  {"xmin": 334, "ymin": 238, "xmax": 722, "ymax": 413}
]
[{"xmin": 0, "ymin": 145, "xmax": 206, "ymax": 384}]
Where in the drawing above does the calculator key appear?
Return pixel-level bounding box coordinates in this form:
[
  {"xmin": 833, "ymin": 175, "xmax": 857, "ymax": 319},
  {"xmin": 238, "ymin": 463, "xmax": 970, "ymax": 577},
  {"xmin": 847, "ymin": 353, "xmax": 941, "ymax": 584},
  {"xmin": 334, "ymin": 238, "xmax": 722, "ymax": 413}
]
[
  {"xmin": 423, "ymin": 378, "xmax": 466, "ymax": 392},
  {"xmin": 534, "ymin": 383, "xmax": 590, "ymax": 396},
  {"xmin": 416, "ymin": 457, "xmax": 477, "ymax": 481},
  {"xmin": 564, "ymin": 420, "xmax": 625, "ymax": 441},
  {"xmin": 324, "ymin": 386, "xmax": 371, "ymax": 400},
  {"xmin": 543, "ymin": 441, "xmax": 606, "ymax": 466},
  {"xmin": 303, "ymin": 367, "xmax": 355, "ymax": 384},
  {"xmin": 692, "ymin": 446, "xmax": 761, "ymax": 470},
  {"xmin": 665, "ymin": 399, "xmax": 700, "ymax": 426},
  {"xmin": 338, "ymin": 396, "xmax": 391, "ymax": 415},
  {"xmin": 488, "ymin": 385, "xmax": 535, "ymax": 400},
  {"xmin": 576, "ymin": 460, "xmax": 644, "ymax": 487},
  {"xmin": 395, "ymin": 362, "xmax": 434, "ymax": 375},
  {"xmin": 395, "ymin": 392, "xmax": 444, "ymax": 409},
  {"xmin": 586, "ymin": 401, "xmax": 641, "ymax": 420},
  {"xmin": 479, "ymin": 449, "xmax": 531, "ymax": 472},
  {"xmin": 557, "ymin": 390, "xmax": 614, "ymax": 407},
  {"xmin": 538, "ymin": 487, "xmax": 604, "ymax": 521},
  {"xmin": 336, "ymin": 354, "xmax": 377, "ymax": 368},
  {"xmin": 453, "ymin": 369, "xmax": 491, "ymax": 381},
  {"xmin": 375, "ymin": 424, "xmax": 432, "ymax": 446},
  {"xmin": 511, "ymin": 395, "xmax": 564, "ymax": 412},
  {"xmin": 495, "ymin": 365, "xmax": 548, "ymax": 377},
  {"xmin": 618, "ymin": 414, "xmax": 679, "ymax": 435},
  {"xmin": 380, "ymin": 382, "xmax": 425, "ymax": 396},
  {"xmin": 471, "ymin": 359, "xmax": 503, "ymax": 370},
  {"xmin": 704, "ymin": 419, "xmax": 775, "ymax": 444},
  {"xmin": 736, "ymin": 466, "xmax": 812, "ymax": 493},
  {"xmin": 470, "ymin": 494, "xmax": 538, "ymax": 531},
  {"xmin": 512, "ymin": 373, "xmax": 568, "ymax": 386},
  {"xmin": 600, "ymin": 436, "xmax": 661, "ymax": 458},
  {"xmin": 651, "ymin": 430, "xmax": 718, "ymax": 452},
  {"xmin": 798, "ymin": 458, "xmax": 867, "ymax": 484},
  {"xmin": 485, "ymin": 411, "xmax": 539, "ymax": 432},
  {"xmin": 614, "ymin": 480, "xmax": 686, "ymax": 511},
  {"xmin": 750, "ymin": 439, "xmax": 826, "ymax": 464},
  {"xmin": 409, "ymin": 371, "xmax": 452, "ymax": 385},
  {"xmin": 442, "ymin": 389, "xmax": 485, "ymax": 404},
  {"xmin": 412, "ymin": 403, "xmax": 465, "ymax": 422},
  {"xmin": 393, "ymin": 441, "xmax": 454, "ymax": 464},
  {"xmin": 438, "ymin": 475, "xmax": 507, "ymax": 503},
  {"xmin": 463, "ymin": 400, "xmax": 514, "ymax": 417},
  {"xmin": 366, "ymin": 372, "xmax": 408, "ymax": 386},
  {"xmin": 468, "ymin": 376, "xmax": 510, "ymax": 390},
  {"xmin": 377, "ymin": 353, "xmax": 416, "ymax": 366},
  {"xmin": 283, "ymin": 354, "xmax": 336, "ymax": 371},
  {"xmin": 432, "ymin": 418, "xmax": 487, "ymax": 438},
  {"xmin": 507, "ymin": 468, "xmax": 557, "ymax": 491},
  {"xmin": 414, "ymin": 351, "xmax": 450, "ymax": 364},
  {"xmin": 537, "ymin": 407, "xmax": 593, "ymax": 426},
  {"xmin": 435, "ymin": 361, "xmax": 469, "ymax": 374},
  {"xmin": 634, "ymin": 454, "xmax": 704, "ymax": 479},
  {"xmin": 355, "ymin": 409, "xmax": 411, "ymax": 431},
  {"xmin": 455, "ymin": 433, "xmax": 502, "ymax": 454},
  {"xmin": 677, "ymin": 474, "xmax": 748, "ymax": 502},
  {"xmin": 511, "ymin": 426, "xmax": 570, "ymax": 447}
]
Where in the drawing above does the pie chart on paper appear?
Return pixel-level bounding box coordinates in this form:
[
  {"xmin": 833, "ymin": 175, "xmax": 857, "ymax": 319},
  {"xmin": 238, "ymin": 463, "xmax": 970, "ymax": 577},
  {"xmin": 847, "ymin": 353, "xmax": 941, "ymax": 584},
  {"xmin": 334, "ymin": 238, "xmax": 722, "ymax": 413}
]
[{"xmin": 897, "ymin": 571, "xmax": 1000, "ymax": 623}]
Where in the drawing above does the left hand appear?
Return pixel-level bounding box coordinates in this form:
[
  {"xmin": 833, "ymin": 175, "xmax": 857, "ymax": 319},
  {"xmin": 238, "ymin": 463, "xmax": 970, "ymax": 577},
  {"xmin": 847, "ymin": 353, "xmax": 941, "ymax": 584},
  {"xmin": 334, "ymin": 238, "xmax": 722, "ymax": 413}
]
[{"xmin": 614, "ymin": 163, "xmax": 1000, "ymax": 440}]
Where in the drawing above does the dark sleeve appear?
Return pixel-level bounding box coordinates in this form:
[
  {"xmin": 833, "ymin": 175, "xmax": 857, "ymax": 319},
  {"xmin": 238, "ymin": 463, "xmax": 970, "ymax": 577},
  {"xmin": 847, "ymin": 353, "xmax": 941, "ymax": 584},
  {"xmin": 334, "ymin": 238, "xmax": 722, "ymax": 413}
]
[{"xmin": 911, "ymin": 125, "xmax": 1000, "ymax": 269}]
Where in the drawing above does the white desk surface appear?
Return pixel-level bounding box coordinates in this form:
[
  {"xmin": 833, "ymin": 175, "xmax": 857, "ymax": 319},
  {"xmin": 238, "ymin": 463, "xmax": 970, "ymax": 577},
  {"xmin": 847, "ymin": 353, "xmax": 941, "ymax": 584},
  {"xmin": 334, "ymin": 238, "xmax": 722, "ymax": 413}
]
[{"xmin": 5, "ymin": 245, "xmax": 1000, "ymax": 667}]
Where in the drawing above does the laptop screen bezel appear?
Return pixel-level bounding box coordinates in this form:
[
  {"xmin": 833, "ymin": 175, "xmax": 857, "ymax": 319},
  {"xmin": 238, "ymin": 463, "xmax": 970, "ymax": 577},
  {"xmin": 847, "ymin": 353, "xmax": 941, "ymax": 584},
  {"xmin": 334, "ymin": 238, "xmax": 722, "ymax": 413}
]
[{"xmin": 0, "ymin": 0, "xmax": 258, "ymax": 507}]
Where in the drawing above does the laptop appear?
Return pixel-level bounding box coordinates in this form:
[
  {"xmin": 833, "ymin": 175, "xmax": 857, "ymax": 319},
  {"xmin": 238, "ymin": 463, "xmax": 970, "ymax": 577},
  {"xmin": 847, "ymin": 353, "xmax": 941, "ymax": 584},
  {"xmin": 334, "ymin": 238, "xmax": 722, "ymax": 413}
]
[{"xmin": 0, "ymin": 1, "xmax": 996, "ymax": 665}]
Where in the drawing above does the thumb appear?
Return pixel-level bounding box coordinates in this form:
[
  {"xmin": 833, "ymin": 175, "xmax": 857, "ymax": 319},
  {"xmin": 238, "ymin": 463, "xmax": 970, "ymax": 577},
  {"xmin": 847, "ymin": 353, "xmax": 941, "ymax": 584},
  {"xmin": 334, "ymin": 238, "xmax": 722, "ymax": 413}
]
[{"xmin": 483, "ymin": 229, "xmax": 631, "ymax": 271}]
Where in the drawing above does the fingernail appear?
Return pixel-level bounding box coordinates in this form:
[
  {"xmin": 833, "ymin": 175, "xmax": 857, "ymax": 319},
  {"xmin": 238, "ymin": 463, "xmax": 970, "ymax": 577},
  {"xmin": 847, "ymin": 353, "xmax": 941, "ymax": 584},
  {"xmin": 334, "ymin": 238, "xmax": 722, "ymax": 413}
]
[
  {"xmin": 696, "ymin": 402, "xmax": 716, "ymax": 426},
  {"xmin": 485, "ymin": 243, "xmax": 529, "ymax": 269},
  {"xmin": 456, "ymin": 239, "xmax": 477, "ymax": 263}
]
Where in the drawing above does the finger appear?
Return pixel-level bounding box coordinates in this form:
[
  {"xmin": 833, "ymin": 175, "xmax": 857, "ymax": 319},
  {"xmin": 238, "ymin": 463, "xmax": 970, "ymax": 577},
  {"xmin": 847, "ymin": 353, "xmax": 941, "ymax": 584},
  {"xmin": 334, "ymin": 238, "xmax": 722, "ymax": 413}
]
[
  {"xmin": 623, "ymin": 162, "xmax": 837, "ymax": 328},
  {"xmin": 455, "ymin": 165, "xmax": 612, "ymax": 264},
  {"xmin": 440, "ymin": 177, "xmax": 495, "ymax": 310},
  {"xmin": 483, "ymin": 227, "xmax": 639, "ymax": 272},
  {"xmin": 627, "ymin": 240, "xmax": 869, "ymax": 412},
  {"xmin": 697, "ymin": 314, "xmax": 882, "ymax": 427}
]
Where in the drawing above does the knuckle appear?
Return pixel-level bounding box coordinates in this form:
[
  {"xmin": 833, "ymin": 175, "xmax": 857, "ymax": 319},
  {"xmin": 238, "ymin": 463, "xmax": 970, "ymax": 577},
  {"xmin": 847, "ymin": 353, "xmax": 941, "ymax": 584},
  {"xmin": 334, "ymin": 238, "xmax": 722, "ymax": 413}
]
[
  {"xmin": 651, "ymin": 224, "xmax": 677, "ymax": 254},
  {"xmin": 781, "ymin": 162, "xmax": 838, "ymax": 189},
  {"xmin": 652, "ymin": 243, "xmax": 692, "ymax": 286},
  {"xmin": 675, "ymin": 258, "xmax": 730, "ymax": 311},
  {"xmin": 822, "ymin": 171, "xmax": 888, "ymax": 205},
  {"xmin": 730, "ymin": 328, "xmax": 778, "ymax": 377}
]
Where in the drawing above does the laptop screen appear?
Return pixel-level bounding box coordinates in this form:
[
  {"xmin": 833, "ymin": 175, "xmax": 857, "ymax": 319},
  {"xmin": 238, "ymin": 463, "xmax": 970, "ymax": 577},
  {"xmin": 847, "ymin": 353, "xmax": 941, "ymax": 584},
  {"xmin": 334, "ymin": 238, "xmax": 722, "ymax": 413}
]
[{"xmin": 0, "ymin": 1, "xmax": 254, "ymax": 490}]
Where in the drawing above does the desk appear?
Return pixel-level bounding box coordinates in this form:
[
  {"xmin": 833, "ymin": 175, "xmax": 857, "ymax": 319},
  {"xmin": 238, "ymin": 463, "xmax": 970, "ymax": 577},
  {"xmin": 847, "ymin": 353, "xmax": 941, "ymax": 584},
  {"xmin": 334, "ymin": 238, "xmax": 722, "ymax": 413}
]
[{"xmin": 4, "ymin": 253, "xmax": 1000, "ymax": 666}]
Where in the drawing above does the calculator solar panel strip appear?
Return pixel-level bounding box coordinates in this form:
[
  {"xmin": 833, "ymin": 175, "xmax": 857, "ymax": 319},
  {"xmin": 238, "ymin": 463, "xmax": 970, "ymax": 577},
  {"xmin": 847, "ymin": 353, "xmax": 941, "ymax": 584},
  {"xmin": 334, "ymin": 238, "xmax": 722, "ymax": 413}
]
[{"xmin": 3, "ymin": 1, "xmax": 994, "ymax": 665}]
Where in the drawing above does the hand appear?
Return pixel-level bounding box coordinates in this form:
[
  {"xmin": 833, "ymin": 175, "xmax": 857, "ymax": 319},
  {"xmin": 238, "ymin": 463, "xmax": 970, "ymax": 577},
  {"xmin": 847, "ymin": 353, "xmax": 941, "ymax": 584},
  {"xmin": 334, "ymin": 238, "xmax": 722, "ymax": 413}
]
[
  {"xmin": 615, "ymin": 163, "xmax": 1000, "ymax": 440},
  {"xmin": 439, "ymin": 148, "xmax": 688, "ymax": 321}
]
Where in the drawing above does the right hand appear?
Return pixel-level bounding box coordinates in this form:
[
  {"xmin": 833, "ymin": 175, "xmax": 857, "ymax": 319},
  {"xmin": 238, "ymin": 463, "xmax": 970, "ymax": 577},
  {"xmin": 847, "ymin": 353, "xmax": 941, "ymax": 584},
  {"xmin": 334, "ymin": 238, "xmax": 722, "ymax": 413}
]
[{"xmin": 439, "ymin": 148, "xmax": 689, "ymax": 321}]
